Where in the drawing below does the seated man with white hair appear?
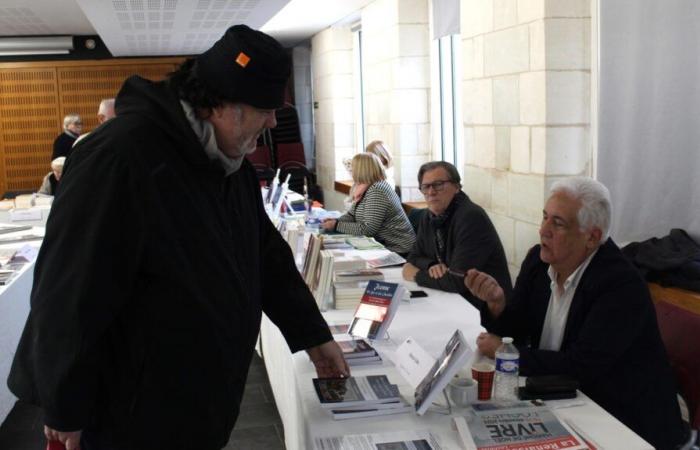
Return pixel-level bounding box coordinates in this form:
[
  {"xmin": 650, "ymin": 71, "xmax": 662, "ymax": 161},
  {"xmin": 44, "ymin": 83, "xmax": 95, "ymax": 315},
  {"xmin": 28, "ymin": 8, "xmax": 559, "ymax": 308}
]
[
  {"xmin": 464, "ymin": 177, "xmax": 685, "ymax": 450},
  {"xmin": 38, "ymin": 156, "xmax": 66, "ymax": 195}
]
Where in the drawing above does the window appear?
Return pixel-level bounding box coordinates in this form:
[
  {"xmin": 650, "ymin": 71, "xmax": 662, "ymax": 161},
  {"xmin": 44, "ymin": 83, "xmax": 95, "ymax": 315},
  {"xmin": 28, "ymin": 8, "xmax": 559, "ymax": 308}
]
[{"xmin": 431, "ymin": 34, "xmax": 463, "ymax": 172}]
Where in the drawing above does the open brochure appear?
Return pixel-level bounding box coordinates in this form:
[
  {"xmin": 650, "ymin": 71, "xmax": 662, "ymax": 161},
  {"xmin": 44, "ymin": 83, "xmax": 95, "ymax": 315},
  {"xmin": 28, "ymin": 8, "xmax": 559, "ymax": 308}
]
[
  {"xmin": 349, "ymin": 280, "xmax": 404, "ymax": 340},
  {"xmin": 314, "ymin": 430, "xmax": 443, "ymax": 450},
  {"xmin": 466, "ymin": 402, "xmax": 587, "ymax": 450},
  {"xmin": 414, "ymin": 329, "xmax": 473, "ymax": 415}
]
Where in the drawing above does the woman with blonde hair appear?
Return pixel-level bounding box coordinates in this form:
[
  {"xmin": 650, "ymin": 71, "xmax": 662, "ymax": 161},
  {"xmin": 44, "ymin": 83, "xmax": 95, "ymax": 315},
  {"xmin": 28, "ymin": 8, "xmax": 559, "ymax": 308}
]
[{"xmin": 323, "ymin": 153, "xmax": 415, "ymax": 255}]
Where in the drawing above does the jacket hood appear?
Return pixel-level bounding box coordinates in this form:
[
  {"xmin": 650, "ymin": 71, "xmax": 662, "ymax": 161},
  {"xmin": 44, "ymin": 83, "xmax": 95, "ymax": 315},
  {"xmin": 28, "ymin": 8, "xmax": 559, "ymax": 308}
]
[{"xmin": 114, "ymin": 75, "xmax": 212, "ymax": 169}]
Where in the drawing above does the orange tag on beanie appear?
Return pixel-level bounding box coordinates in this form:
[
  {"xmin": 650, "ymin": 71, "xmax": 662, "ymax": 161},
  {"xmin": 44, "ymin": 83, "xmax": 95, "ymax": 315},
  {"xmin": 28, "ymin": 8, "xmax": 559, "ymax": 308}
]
[{"xmin": 235, "ymin": 52, "xmax": 250, "ymax": 67}]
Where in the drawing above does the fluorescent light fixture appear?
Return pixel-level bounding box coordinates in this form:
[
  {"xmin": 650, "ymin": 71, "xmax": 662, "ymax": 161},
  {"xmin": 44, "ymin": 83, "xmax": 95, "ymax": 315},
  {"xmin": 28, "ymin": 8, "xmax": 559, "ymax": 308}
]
[{"xmin": 0, "ymin": 36, "xmax": 73, "ymax": 56}]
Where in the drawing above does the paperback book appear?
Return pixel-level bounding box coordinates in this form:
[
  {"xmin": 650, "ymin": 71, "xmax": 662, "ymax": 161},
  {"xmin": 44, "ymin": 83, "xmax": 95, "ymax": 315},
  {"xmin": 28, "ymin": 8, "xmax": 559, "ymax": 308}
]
[
  {"xmin": 313, "ymin": 375, "xmax": 401, "ymax": 409},
  {"xmin": 346, "ymin": 236, "xmax": 385, "ymax": 250},
  {"xmin": 466, "ymin": 402, "xmax": 587, "ymax": 450},
  {"xmin": 314, "ymin": 430, "xmax": 443, "ymax": 450},
  {"xmin": 348, "ymin": 280, "xmax": 404, "ymax": 340},
  {"xmin": 414, "ymin": 329, "xmax": 473, "ymax": 415}
]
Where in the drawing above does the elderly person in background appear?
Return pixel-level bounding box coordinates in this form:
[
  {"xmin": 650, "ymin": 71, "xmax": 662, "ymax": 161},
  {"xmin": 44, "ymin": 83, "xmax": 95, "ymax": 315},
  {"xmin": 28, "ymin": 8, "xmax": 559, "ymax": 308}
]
[
  {"xmin": 402, "ymin": 161, "xmax": 511, "ymax": 323},
  {"xmin": 52, "ymin": 114, "xmax": 82, "ymax": 160},
  {"xmin": 74, "ymin": 98, "xmax": 117, "ymax": 146},
  {"xmin": 38, "ymin": 157, "xmax": 66, "ymax": 195},
  {"xmin": 465, "ymin": 177, "xmax": 685, "ymax": 450},
  {"xmin": 97, "ymin": 98, "xmax": 116, "ymax": 124},
  {"xmin": 323, "ymin": 153, "xmax": 415, "ymax": 256}
]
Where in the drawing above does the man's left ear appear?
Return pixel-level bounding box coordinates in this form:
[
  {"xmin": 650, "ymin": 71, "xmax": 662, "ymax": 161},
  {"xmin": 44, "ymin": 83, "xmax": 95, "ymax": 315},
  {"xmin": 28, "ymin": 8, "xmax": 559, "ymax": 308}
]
[{"xmin": 587, "ymin": 228, "xmax": 603, "ymax": 248}]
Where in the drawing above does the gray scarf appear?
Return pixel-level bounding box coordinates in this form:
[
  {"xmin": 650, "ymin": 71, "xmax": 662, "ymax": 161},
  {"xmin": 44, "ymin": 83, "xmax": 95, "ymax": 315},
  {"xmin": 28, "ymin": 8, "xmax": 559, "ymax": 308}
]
[{"xmin": 180, "ymin": 100, "xmax": 244, "ymax": 176}]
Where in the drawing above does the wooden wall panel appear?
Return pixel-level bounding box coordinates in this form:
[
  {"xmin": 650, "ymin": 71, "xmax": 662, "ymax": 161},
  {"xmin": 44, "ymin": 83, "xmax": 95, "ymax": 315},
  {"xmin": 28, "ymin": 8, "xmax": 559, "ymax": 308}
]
[
  {"xmin": 0, "ymin": 58, "xmax": 184, "ymax": 196},
  {"xmin": 0, "ymin": 67, "xmax": 60, "ymax": 195}
]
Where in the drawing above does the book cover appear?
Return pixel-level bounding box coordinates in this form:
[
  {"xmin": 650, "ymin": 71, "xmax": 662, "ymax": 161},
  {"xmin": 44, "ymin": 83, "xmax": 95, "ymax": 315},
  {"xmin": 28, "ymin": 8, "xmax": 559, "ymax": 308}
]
[
  {"xmin": 467, "ymin": 402, "xmax": 586, "ymax": 450},
  {"xmin": 414, "ymin": 329, "xmax": 473, "ymax": 415},
  {"xmin": 348, "ymin": 280, "xmax": 403, "ymax": 340},
  {"xmin": 313, "ymin": 375, "xmax": 400, "ymax": 408}
]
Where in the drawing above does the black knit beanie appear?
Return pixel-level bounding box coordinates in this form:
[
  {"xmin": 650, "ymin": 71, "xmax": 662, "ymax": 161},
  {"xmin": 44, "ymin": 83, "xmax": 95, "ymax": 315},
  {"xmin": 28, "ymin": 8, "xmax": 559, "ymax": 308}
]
[{"xmin": 196, "ymin": 24, "xmax": 290, "ymax": 109}]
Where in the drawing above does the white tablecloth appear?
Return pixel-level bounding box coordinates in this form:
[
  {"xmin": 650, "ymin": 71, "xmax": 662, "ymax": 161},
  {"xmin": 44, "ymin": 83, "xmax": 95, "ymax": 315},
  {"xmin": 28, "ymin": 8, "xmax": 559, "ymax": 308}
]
[{"xmin": 260, "ymin": 267, "xmax": 653, "ymax": 450}]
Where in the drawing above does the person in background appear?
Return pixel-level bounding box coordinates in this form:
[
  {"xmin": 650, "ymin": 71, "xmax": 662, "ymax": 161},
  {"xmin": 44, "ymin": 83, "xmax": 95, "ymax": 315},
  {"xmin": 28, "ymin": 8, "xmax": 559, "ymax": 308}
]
[
  {"xmin": 365, "ymin": 140, "xmax": 394, "ymax": 187},
  {"xmin": 402, "ymin": 161, "xmax": 511, "ymax": 323},
  {"xmin": 97, "ymin": 98, "xmax": 116, "ymax": 124},
  {"xmin": 51, "ymin": 114, "xmax": 82, "ymax": 160},
  {"xmin": 322, "ymin": 153, "xmax": 416, "ymax": 256},
  {"xmin": 37, "ymin": 156, "xmax": 65, "ymax": 195},
  {"xmin": 465, "ymin": 177, "xmax": 685, "ymax": 450},
  {"xmin": 9, "ymin": 25, "xmax": 348, "ymax": 450},
  {"xmin": 74, "ymin": 98, "xmax": 117, "ymax": 146}
]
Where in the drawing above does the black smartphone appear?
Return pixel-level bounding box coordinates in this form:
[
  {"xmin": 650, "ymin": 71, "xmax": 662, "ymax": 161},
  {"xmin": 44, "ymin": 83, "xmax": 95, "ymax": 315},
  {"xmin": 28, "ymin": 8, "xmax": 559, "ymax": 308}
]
[{"xmin": 410, "ymin": 290, "xmax": 428, "ymax": 298}]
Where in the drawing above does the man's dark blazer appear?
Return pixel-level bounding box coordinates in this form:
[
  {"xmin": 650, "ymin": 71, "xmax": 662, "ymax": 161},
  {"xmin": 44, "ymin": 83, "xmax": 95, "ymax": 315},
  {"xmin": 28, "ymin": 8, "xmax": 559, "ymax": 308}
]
[{"xmin": 487, "ymin": 239, "xmax": 685, "ymax": 450}]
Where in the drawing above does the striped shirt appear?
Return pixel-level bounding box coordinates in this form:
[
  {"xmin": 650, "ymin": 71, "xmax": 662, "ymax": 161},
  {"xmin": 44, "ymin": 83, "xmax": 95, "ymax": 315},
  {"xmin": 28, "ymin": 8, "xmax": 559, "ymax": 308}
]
[{"xmin": 336, "ymin": 180, "xmax": 416, "ymax": 254}]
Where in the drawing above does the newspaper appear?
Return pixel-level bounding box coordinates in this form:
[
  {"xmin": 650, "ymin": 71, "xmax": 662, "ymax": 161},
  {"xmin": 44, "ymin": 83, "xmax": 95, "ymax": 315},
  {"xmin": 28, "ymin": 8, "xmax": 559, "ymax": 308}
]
[
  {"xmin": 314, "ymin": 430, "xmax": 443, "ymax": 450},
  {"xmin": 467, "ymin": 402, "xmax": 587, "ymax": 450}
]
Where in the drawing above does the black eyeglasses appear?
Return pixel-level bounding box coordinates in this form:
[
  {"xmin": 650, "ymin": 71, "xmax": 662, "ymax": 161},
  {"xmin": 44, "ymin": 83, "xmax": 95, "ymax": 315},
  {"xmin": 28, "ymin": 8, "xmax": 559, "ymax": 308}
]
[{"xmin": 419, "ymin": 180, "xmax": 452, "ymax": 194}]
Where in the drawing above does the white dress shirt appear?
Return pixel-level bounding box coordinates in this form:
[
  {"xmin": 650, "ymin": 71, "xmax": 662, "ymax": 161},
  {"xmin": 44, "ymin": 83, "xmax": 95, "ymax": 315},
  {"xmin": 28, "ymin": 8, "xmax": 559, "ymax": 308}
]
[{"xmin": 539, "ymin": 249, "xmax": 599, "ymax": 351}]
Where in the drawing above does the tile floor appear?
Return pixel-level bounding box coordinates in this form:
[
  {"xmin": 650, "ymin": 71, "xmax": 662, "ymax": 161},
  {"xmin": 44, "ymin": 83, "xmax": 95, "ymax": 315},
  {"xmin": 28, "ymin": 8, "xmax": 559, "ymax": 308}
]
[{"xmin": 0, "ymin": 354, "xmax": 285, "ymax": 449}]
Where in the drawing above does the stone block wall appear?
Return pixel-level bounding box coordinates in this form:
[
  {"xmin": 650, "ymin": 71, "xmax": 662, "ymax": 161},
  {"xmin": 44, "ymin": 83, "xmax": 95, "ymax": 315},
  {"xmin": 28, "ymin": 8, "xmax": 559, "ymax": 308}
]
[{"xmin": 461, "ymin": 0, "xmax": 591, "ymax": 275}]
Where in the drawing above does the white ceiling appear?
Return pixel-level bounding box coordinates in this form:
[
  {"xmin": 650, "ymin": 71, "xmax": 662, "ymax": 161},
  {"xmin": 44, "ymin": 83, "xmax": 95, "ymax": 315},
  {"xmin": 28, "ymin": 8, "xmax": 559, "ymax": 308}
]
[{"xmin": 0, "ymin": 0, "xmax": 373, "ymax": 56}]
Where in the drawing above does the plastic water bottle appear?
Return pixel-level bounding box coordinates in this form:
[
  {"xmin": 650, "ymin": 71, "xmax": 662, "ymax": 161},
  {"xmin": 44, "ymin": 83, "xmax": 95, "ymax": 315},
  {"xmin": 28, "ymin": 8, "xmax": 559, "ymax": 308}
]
[{"xmin": 494, "ymin": 337, "xmax": 519, "ymax": 401}]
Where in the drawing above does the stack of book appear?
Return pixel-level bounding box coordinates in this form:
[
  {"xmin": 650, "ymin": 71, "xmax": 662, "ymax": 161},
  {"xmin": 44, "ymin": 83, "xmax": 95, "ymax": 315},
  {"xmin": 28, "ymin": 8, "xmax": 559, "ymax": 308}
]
[
  {"xmin": 313, "ymin": 375, "xmax": 412, "ymax": 420},
  {"xmin": 312, "ymin": 249, "xmax": 335, "ymax": 309},
  {"xmin": 333, "ymin": 281, "xmax": 371, "ymax": 310},
  {"xmin": 337, "ymin": 338, "xmax": 382, "ymax": 366},
  {"xmin": 322, "ymin": 234, "xmax": 354, "ymax": 250},
  {"xmin": 332, "ymin": 269, "xmax": 385, "ymax": 310},
  {"xmin": 301, "ymin": 234, "xmax": 323, "ymax": 288},
  {"xmin": 366, "ymin": 251, "xmax": 407, "ymax": 268}
]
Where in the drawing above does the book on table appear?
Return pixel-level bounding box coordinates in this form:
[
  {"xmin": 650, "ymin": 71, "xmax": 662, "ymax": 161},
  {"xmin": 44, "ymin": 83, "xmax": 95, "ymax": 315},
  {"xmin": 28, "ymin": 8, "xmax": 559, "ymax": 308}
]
[
  {"xmin": 348, "ymin": 280, "xmax": 404, "ymax": 340},
  {"xmin": 301, "ymin": 234, "xmax": 323, "ymax": 289},
  {"xmin": 345, "ymin": 236, "xmax": 385, "ymax": 250},
  {"xmin": 337, "ymin": 338, "xmax": 382, "ymax": 366},
  {"xmin": 313, "ymin": 375, "xmax": 401, "ymax": 409},
  {"xmin": 333, "ymin": 280, "xmax": 372, "ymax": 310},
  {"xmin": 329, "ymin": 397, "xmax": 413, "ymax": 420},
  {"xmin": 466, "ymin": 402, "xmax": 587, "ymax": 450},
  {"xmin": 365, "ymin": 251, "xmax": 407, "ymax": 268},
  {"xmin": 334, "ymin": 268, "xmax": 384, "ymax": 283},
  {"xmin": 414, "ymin": 329, "xmax": 474, "ymax": 415},
  {"xmin": 314, "ymin": 430, "xmax": 444, "ymax": 450}
]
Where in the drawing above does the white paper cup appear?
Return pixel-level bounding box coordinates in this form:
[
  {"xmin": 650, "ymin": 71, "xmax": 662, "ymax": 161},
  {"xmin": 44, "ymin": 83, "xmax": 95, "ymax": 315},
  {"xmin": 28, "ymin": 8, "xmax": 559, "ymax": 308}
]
[{"xmin": 448, "ymin": 377, "xmax": 478, "ymax": 407}]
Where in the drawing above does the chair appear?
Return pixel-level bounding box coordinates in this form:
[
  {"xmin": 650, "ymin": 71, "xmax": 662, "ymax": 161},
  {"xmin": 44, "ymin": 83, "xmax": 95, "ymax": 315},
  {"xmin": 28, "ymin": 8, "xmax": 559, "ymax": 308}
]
[
  {"xmin": 275, "ymin": 142, "xmax": 306, "ymax": 169},
  {"xmin": 407, "ymin": 208, "xmax": 427, "ymax": 234},
  {"xmin": 654, "ymin": 299, "xmax": 700, "ymax": 449}
]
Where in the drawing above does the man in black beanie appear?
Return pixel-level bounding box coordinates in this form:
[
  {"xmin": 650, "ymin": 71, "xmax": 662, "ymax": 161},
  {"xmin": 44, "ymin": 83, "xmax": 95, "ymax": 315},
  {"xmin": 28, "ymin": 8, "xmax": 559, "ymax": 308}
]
[{"xmin": 9, "ymin": 25, "xmax": 348, "ymax": 450}]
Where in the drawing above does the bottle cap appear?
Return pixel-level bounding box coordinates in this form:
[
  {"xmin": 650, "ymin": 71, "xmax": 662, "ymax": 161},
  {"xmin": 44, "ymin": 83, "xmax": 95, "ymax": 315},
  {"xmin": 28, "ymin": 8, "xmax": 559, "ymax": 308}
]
[{"xmin": 502, "ymin": 337, "xmax": 513, "ymax": 344}]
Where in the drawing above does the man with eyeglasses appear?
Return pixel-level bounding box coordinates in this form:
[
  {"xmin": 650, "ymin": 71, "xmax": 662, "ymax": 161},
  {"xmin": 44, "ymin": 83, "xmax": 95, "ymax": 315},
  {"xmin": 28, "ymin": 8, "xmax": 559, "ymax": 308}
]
[
  {"xmin": 402, "ymin": 161, "xmax": 512, "ymax": 324},
  {"xmin": 52, "ymin": 113, "xmax": 83, "ymax": 160}
]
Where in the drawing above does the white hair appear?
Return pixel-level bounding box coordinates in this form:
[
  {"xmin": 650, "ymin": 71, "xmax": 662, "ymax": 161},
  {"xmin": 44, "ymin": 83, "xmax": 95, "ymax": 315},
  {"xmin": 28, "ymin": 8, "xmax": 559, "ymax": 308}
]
[
  {"xmin": 63, "ymin": 114, "xmax": 81, "ymax": 131},
  {"xmin": 550, "ymin": 177, "xmax": 612, "ymax": 241},
  {"xmin": 51, "ymin": 156, "xmax": 66, "ymax": 170},
  {"xmin": 98, "ymin": 98, "xmax": 116, "ymax": 118}
]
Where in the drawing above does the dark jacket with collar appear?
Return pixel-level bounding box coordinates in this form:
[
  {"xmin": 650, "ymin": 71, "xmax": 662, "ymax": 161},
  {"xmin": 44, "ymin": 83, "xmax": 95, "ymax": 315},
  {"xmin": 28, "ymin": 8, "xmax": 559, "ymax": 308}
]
[
  {"xmin": 52, "ymin": 131, "xmax": 77, "ymax": 160},
  {"xmin": 488, "ymin": 239, "xmax": 685, "ymax": 450},
  {"xmin": 406, "ymin": 191, "xmax": 512, "ymax": 323},
  {"xmin": 9, "ymin": 76, "xmax": 332, "ymax": 450}
]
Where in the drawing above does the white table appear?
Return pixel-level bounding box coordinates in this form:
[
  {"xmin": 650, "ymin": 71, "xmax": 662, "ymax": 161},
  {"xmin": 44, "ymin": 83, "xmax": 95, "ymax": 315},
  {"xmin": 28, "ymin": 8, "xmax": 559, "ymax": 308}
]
[
  {"xmin": 0, "ymin": 210, "xmax": 47, "ymax": 423},
  {"xmin": 259, "ymin": 267, "xmax": 654, "ymax": 450}
]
